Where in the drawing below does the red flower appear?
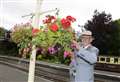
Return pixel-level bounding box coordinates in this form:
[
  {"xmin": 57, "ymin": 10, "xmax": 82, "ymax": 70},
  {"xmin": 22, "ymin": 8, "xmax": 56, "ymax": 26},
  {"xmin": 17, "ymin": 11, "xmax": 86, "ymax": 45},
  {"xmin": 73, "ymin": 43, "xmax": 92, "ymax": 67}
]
[
  {"xmin": 43, "ymin": 15, "xmax": 56, "ymax": 24},
  {"xmin": 61, "ymin": 18, "xmax": 71, "ymax": 29},
  {"xmin": 51, "ymin": 16, "xmax": 56, "ymax": 20},
  {"xmin": 32, "ymin": 28, "xmax": 40, "ymax": 36},
  {"xmin": 66, "ymin": 16, "xmax": 76, "ymax": 22},
  {"xmin": 43, "ymin": 19, "xmax": 51, "ymax": 24},
  {"xmin": 64, "ymin": 51, "xmax": 72, "ymax": 58},
  {"xmin": 50, "ymin": 24, "xmax": 59, "ymax": 32}
]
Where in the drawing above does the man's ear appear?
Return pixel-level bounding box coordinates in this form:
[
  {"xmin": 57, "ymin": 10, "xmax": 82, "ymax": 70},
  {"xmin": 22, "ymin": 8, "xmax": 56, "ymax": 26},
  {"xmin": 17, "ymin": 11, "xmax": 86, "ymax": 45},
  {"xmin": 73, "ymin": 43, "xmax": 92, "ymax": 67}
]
[
  {"xmin": 90, "ymin": 37, "xmax": 94, "ymax": 42},
  {"xmin": 92, "ymin": 37, "xmax": 94, "ymax": 41},
  {"xmin": 91, "ymin": 36, "xmax": 94, "ymax": 40}
]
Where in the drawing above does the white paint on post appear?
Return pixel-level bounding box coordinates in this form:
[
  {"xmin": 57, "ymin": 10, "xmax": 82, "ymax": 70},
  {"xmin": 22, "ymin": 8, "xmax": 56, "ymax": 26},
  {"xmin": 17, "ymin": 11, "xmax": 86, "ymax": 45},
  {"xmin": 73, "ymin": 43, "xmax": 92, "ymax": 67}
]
[
  {"xmin": 28, "ymin": 0, "xmax": 43, "ymax": 82},
  {"xmin": 28, "ymin": 45, "xmax": 36, "ymax": 82}
]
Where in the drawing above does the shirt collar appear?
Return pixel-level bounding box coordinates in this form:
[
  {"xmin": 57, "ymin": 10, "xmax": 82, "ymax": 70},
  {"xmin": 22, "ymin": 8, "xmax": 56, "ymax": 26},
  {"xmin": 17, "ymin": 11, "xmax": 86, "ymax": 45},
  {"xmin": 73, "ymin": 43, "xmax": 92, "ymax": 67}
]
[{"xmin": 83, "ymin": 44, "xmax": 91, "ymax": 49}]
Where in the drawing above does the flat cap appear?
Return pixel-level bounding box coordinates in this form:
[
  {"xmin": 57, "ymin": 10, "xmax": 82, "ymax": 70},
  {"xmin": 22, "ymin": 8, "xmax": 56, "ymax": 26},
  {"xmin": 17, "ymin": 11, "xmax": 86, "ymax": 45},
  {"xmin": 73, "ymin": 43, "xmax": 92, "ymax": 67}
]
[{"xmin": 81, "ymin": 30, "xmax": 92, "ymax": 36}]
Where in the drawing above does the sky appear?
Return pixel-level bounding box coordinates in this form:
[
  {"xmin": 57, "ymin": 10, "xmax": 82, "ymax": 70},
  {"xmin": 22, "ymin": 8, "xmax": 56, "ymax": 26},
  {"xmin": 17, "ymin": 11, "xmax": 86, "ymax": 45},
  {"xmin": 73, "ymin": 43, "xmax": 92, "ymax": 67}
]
[{"xmin": 0, "ymin": 0, "xmax": 120, "ymax": 31}]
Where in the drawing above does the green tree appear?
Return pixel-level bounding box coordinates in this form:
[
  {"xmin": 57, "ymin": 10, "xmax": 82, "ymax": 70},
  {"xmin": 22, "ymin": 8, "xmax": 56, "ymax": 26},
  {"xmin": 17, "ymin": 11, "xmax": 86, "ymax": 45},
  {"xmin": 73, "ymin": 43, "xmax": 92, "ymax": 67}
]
[
  {"xmin": 111, "ymin": 19, "xmax": 120, "ymax": 56},
  {"xmin": 84, "ymin": 10, "xmax": 119, "ymax": 56},
  {"xmin": 0, "ymin": 27, "xmax": 18, "ymax": 56},
  {"xmin": 0, "ymin": 27, "xmax": 6, "ymax": 38}
]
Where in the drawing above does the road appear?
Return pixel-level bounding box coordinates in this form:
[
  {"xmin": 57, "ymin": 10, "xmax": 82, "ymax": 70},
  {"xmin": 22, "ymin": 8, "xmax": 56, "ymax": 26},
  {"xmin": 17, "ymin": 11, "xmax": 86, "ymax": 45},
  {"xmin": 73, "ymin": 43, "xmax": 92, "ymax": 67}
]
[{"xmin": 0, "ymin": 64, "xmax": 53, "ymax": 82}]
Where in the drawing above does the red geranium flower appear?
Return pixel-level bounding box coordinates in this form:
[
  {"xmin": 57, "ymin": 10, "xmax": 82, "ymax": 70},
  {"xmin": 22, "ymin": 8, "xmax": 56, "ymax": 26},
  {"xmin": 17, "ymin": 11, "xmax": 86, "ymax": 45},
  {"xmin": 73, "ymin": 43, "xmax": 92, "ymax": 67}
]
[
  {"xmin": 32, "ymin": 28, "xmax": 40, "ymax": 36},
  {"xmin": 61, "ymin": 18, "xmax": 71, "ymax": 29},
  {"xmin": 43, "ymin": 19, "xmax": 51, "ymax": 24},
  {"xmin": 43, "ymin": 15, "xmax": 56, "ymax": 24},
  {"xmin": 51, "ymin": 16, "xmax": 56, "ymax": 20},
  {"xmin": 66, "ymin": 16, "xmax": 76, "ymax": 22},
  {"xmin": 50, "ymin": 24, "xmax": 58, "ymax": 32}
]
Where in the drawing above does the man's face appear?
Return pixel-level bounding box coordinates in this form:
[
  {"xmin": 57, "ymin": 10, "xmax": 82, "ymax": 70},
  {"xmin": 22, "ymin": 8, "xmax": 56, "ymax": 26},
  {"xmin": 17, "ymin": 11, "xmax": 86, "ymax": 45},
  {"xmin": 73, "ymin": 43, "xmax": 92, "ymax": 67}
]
[{"xmin": 80, "ymin": 35, "xmax": 93, "ymax": 46}]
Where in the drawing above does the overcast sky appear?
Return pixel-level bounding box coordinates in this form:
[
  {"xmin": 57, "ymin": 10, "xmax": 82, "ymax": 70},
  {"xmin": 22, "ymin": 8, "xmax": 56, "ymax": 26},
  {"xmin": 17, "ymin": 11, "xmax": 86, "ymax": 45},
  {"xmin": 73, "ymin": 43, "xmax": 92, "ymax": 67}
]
[{"xmin": 0, "ymin": 0, "xmax": 120, "ymax": 30}]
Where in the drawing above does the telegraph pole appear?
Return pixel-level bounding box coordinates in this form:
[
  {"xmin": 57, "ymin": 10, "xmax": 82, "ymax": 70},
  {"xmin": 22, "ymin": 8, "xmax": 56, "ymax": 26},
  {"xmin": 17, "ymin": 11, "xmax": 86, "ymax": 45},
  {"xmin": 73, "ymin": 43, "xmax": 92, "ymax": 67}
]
[
  {"xmin": 22, "ymin": 1, "xmax": 59, "ymax": 82},
  {"xmin": 28, "ymin": 0, "xmax": 43, "ymax": 82}
]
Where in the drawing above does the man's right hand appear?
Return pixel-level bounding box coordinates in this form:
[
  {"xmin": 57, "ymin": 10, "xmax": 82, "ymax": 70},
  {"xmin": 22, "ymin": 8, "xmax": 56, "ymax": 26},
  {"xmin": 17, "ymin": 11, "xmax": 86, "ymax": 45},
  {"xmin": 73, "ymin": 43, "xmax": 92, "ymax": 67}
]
[{"xmin": 72, "ymin": 40, "xmax": 80, "ymax": 51}]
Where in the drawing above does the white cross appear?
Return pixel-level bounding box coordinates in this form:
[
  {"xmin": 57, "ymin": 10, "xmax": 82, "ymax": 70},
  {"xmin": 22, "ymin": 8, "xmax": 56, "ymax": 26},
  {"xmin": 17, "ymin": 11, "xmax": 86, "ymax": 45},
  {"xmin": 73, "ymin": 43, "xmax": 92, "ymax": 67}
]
[{"xmin": 22, "ymin": 8, "xmax": 59, "ymax": 19}]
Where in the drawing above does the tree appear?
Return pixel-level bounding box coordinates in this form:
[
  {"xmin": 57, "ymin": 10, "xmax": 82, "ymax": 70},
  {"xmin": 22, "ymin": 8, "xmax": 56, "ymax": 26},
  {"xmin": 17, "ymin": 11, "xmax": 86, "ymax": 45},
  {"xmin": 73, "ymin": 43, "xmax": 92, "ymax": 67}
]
[
  {"xmin": 84, "ymin": 10, "xmax": 119, "ymax": 56},
  {"xmin": 0, "ymin": 27, "xmax": 7, "ymax": 39},
  {"xmin": 0, "ymin": 27, "xmax": 18, "ymax": 56},
  {"xmin": 111, "ymin": 19, "xmax": 120, "ymax": 56}
]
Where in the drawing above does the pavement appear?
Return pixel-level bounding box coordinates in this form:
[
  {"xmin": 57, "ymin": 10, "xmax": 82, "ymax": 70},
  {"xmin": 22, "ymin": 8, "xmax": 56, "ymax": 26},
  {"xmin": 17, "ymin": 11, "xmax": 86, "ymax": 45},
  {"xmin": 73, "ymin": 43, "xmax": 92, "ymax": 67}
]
[{"xmin": 0, "ymin": 64, "xmax": 53, "ymax": 82}]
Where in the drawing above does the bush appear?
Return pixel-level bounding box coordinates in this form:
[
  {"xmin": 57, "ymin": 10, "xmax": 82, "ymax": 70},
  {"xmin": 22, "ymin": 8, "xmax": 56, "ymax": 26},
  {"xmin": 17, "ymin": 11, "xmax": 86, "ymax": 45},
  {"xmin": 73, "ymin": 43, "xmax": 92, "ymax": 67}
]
[
  {"xmin": 10, "ymin": 23, "xmax": 32, "ymax": 58},
  {"xmin": 0, "ymin": 40, "xmax": 18, "ymax": 56}
]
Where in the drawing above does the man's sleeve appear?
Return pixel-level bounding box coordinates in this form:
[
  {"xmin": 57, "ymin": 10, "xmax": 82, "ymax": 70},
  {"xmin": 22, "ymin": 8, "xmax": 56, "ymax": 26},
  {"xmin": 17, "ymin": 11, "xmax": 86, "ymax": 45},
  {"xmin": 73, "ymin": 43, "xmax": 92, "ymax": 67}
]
[{"xmin": 76, "ymin": 47, "xmax": 99, "ymax": 64}]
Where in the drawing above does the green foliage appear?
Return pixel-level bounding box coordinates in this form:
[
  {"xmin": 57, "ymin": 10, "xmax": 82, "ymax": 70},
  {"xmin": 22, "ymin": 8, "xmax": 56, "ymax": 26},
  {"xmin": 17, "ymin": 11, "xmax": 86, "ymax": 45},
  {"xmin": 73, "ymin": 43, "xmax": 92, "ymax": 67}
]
[
  {"xmin": 111, "ymin": 19, "xmax": 120, "ymax": 56},
  {"xmin": 0, "ymin": 27, "xmax": 6, "ymax": 38},
  {"xmin": 37, "ymin": 54, "xmax": 43, "ymax": 60},
  {"xmin": 0, "ymin": 27, "xmax": 18, "ymax": 56},
  {"xmin": 33, "ymin": 29, "xmax": 57, "ymax": 48},
  {"xmin": 0, "ymin": 40, "xmax": 18, "ymax": 56},
  {"xmin": 11, "ymin": 27, "xmax": 32, "ymax": 49},
  {"xmin": 32, "ymin": 28, "xmax": 73, "ymax": 55},
  {"xmin": 55, "ymin": 30, "xmax": 73, "ymax": 51},
  {"xmin": 84, "ymin": 10, "xmax": 120, "ymax": 56}
]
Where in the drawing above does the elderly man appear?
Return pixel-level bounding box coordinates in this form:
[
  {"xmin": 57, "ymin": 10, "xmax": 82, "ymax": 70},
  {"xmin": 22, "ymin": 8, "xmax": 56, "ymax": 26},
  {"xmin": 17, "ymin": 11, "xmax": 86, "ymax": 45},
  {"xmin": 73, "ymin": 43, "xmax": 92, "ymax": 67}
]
[{"xmin": 70, "ymin": 30, "xmax": 99, "ymax": 82}]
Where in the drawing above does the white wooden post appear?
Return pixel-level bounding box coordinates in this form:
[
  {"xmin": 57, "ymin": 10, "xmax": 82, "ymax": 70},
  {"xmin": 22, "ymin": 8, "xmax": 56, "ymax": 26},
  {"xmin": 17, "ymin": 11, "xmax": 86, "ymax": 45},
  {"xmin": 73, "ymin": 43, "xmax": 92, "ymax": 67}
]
[{"xmin": 28, "ymin": 0, "xmax": 43, "ymax": 82}]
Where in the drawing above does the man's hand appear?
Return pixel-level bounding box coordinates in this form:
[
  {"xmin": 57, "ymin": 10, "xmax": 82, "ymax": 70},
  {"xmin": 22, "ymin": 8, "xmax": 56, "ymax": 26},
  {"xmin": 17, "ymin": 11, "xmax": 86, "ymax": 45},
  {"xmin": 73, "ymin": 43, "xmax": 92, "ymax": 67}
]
[{"xmin": 72, "ymin": 40, "xmax": 80, "ymax": 51}]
